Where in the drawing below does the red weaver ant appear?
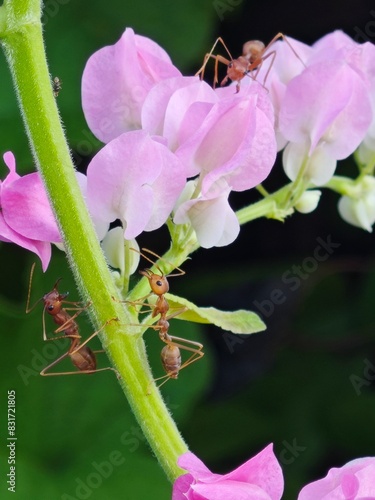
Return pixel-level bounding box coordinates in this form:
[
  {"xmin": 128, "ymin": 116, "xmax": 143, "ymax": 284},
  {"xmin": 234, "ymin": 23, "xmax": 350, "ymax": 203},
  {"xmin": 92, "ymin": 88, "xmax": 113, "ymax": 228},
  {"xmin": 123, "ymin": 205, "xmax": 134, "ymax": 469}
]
[
  {"xmin": 128, "ymin": 248, "xmax": 204, "ymax": 389},
  {"xmin": 26, "ymin": 263, "xmax": 117, "ymax": 377},
  {"xmin": 196, "ymin": 33, "xmax": 305, "ymax": 92}
]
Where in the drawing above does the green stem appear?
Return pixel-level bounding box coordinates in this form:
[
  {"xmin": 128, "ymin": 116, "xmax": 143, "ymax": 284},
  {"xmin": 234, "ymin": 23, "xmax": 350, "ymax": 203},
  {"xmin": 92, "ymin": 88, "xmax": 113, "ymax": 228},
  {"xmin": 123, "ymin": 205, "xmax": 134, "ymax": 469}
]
[
  {"xmin": 0, "ymin": 0, "xmax": 187, "ymax": 482},
  {"xmin": 236, "ymin": 183, "xmax": 296, "ymax": 225}
]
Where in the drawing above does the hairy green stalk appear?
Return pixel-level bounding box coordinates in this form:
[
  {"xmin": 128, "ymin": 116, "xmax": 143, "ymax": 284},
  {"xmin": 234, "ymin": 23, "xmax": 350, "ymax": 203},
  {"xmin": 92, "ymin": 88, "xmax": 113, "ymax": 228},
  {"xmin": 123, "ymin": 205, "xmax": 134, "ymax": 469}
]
[{"xmin": 0, "ymin": 0, "xmax": 187, "ymax": 482}]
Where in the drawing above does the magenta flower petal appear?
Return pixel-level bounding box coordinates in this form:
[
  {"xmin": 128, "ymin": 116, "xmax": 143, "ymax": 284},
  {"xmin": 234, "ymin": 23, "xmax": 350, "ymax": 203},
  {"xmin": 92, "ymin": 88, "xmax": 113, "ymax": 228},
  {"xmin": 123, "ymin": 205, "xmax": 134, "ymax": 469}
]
[
  {"xmin": 0, "ymin": 152, "xmax": 60, "ymax": 271},
  {"xmin": 173, "ymin": 445, "xmax": 283, "ymax": 500},
  {"xmin": 2, "ymin": 172, "xmax": 61, "ymax": 242},
  {"xmin": 178, "ymin": 452, "xmax": 218, "ymax": 481},
  {"xmin": 86, "ymin": 130, "xmax": 186, "ymax": 240},
  {"xmin": 193, "ymin": 480, "xmax": 274, "ymax": 499},
  {"xmin": 2, "ymin": 152, "xmax": 19, "ymax": 185},
  {"xmin": 0, "ymin": 212, "xmax": 52, "ymax": 271},
  {"xmin": 82, "ymin": 28, "xmax": 181, "ymax": 143},
  {"xmin": 298, "ymin": 457, "xmax": 375, "ymax": 499}
]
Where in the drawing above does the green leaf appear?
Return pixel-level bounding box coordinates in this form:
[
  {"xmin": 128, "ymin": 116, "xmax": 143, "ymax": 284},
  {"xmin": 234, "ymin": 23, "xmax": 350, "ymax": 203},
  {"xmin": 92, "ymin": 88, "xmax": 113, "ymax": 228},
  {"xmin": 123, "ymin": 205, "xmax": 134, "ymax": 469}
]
[{"xmin": 163, "ymin": 293, "xmax": 266, "ymax": 334}]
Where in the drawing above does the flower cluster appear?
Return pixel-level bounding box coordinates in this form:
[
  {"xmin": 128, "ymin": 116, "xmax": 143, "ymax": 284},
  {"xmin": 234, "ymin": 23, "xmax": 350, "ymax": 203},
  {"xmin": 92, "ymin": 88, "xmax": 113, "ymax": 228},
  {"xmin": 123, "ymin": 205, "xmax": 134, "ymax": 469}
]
[
  {"xmin": 82, "ymin": 27, "xmax": 277, "ymax": 249},
  {"xmin": 255, "ymin": 31, "xmax": 375, "ymax": 226},
  {"xmin": 3, "ymin": 28, "xmax": 375, "ymax": 268}
]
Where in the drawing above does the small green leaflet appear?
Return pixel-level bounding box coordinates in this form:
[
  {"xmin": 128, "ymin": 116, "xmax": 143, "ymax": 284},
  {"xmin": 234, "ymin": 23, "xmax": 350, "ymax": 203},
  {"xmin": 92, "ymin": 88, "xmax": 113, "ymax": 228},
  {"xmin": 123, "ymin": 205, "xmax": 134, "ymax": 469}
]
[{"xmin": 163, "ymin": 292, "xmax": 266, "ymax": 335}]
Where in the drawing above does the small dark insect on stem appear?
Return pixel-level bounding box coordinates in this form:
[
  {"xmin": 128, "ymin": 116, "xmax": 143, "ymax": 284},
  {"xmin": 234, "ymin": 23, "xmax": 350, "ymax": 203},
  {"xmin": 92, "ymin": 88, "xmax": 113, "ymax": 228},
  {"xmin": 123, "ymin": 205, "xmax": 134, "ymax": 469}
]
[{"xmin": 52, "ymin": 76, "xmax": 62, "ymax": 97}]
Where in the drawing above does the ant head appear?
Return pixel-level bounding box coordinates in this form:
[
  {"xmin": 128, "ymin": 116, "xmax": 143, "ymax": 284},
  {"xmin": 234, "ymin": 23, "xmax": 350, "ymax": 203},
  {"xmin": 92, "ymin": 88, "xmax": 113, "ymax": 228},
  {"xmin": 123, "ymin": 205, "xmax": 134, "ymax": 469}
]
[
  {"xmin": 227, "ymin": 56, "xmax": 249, "ymax": 82},
  {"xmin": 42, "ymin": 279, "xmax": 69, "ymax": 315},
  {"xmin": 43, "ymin": 289, "xmax": 63, "ymax": 315},
  {"xmin": 139, "ymin": 268, "xmax": 169, "ymax": 296}
]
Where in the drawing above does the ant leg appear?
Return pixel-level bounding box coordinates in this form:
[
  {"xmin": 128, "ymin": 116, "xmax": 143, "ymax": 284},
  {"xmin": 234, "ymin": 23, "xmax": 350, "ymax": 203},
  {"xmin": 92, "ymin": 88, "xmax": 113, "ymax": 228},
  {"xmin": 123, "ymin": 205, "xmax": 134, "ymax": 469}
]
[
  {"xmin": 133, "ymin": 247, "xmax": 186, "ymax": 278},
  {"xmin": 195, "ymin": 37, "xmax": 233, "ymax": 80},
  {"xmin": 262, "ymin": 32, "xmax": 306, "ymax": 69},
  {"xmin": 40, "ymin": 348, "xmax": 119, "ymax": 377},
  {"xmin": 69, "ymin": 318, "xmax": 119, "ymax": 356}
]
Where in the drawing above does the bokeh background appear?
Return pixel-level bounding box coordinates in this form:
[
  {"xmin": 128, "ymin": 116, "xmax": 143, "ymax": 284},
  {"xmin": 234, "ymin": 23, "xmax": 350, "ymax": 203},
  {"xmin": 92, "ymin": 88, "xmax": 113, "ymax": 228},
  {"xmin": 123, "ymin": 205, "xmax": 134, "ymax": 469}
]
[{"xmin": 1, "ymin": 0, "xmax": 375, "ymax": 498}]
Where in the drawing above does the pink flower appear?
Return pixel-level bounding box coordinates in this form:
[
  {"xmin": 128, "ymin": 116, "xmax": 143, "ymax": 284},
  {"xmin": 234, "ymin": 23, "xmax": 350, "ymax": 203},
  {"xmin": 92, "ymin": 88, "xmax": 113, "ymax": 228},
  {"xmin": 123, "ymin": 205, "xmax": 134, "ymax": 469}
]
[
  {"xmin": 173, "ymin": 444, "xmax": 284, "ymax": 500},
  {"xmin": 86, "ymin": 130, "xmax": 186, "ymax": 240},
  {"xmin": 257, "ymin": 31, "xmax": 373, "ymax": 185},
  {"xmin": 0, "ymin": 152, "xmax": 61, "ymax": 271},
  {"xmin": 298, "ymin": 456, "xmax": 375, "ymax": 499},
  {"xmin": 82, "ymin": 27, "xmax": 181, "ymax": 143},
  {"xmin": 172, "ymin": 84, "xmax": 276, "ymax": 247}
]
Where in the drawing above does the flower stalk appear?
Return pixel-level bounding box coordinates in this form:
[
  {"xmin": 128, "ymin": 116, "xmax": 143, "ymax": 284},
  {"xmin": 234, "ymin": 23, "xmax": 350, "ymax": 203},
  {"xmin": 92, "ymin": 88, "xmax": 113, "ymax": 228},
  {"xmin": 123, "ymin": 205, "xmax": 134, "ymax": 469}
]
[{"xmin": 0, "ymin": 0, "xmax": 187, "ymax": 481}]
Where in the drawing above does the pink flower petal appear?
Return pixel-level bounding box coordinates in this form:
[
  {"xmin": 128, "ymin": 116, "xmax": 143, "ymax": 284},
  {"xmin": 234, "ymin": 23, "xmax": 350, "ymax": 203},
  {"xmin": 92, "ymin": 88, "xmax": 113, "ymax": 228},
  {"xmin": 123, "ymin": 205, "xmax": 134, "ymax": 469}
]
[
  {"xmin": 193, "ymin": 480, "xmax": 273, "ymax": 500},
  {"xmin": 282, "ymin": 142, "xmax": 337, "ymax": 186},
  {"xmin": 0, "ymin": 212, "xmax": 51, "ymax": 271},
  {"xmin": 279, "ymin": 58, "xmax": 372, "ymax": 160},
  {"xmin": 2, "ymin": 172, "xmax": 61, "ymax": 242},
  {"xmin": 142, "ymin": 76, "xmax": 217, "ymax": 152},
  {"xmin": 174, "ymin": 446, "xmax": 283, "ymax": 500},
  {"xmin": 222, "ymin": 444, "xmax": 284, "ymax": 500},
  {"xmin": 174, "ymin": 181, "xmax": 239, "ymax": 248},
  {"xmin": 176, "ymin": 84, "xmax": 276, "ymax": 186},
  {"xmin": 87, "ymin": 130, "xmax": 186, "ymax": 240},
  {"xmin": 82, "ymin": 28, "xmax": 181, "ymax": 143},
  {"xmin": 298, "ymin": 457, "xmax": 375, "ymax": 499},
  {"xmin": 2, "ymin": 151, "xmax": 19, "ymax": 185}
]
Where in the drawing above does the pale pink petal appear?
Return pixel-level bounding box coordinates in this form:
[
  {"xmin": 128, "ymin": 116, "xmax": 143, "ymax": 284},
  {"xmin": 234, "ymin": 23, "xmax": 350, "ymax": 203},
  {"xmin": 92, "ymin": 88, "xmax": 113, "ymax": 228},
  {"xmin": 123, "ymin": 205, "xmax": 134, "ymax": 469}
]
[
  {"xmin": 75, "ymin": 172, "xmax": 109, "ymax": 241},
  {"xmin": 279, "ymin": 60, "xmax": 372, "ymax": 159},
  {"xmin": 176, "ymin": 85, "xmax": 276, "ymax": 187},
  {"xmin": 87, "ymin": 130, "xmax": 186, "ymax": 240},
  {"xmin": 174, "ymin": 181, "xmax": 239, "ymax": 248},
  {"xmin": 142, "ymin": 76, "xmax": 216, "ymax": 151},
  {"xmin": 201, "ymin": 98, "xmax": 276, "ymax": 192},
  {"xmin": 282, "ymin": 142, "xmax": 337, "ymax": 186},
  {"xmin": 162, "ymin": 79, "xmax": 217, "ymax": 151},
  {"xmin": 82, "ymin": 28, "xmax": 181, "ymax": 143},
  {"xmin": 310, "ymin": 30, "xmax": 359, "ymax": 65}
]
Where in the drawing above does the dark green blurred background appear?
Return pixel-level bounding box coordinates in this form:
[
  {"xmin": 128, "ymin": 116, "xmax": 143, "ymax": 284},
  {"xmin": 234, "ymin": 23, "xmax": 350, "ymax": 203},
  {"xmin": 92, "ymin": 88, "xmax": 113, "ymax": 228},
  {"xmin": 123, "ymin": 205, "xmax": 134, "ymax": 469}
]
[{"xmin": 1, "ymin": 0, "xmax": 375, "ymax": 498}]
